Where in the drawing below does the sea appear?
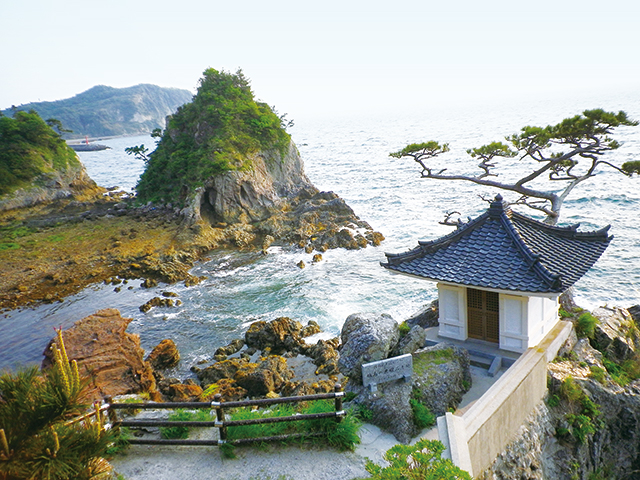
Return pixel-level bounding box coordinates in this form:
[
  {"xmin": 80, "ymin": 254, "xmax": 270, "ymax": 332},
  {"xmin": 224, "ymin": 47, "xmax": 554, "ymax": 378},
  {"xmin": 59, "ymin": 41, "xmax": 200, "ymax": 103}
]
[{"xmin": 1, "ymin": 88, "xmax": 639, "ymax": 377}]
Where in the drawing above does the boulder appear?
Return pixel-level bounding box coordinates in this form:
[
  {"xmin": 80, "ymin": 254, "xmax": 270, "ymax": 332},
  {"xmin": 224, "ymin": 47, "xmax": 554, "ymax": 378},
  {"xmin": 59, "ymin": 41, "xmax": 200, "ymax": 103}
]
[
  {"xmin": 214, "ymin": 338, "xmax": 245, "ymax": 359},
  {"xmin": 411, "ymin": 343, "xmax": 471, "ymax": 416},
  {"xmin": 41, "ymin": 309, "xmax": 157, "ymax": 402},
  {"xmin": 166, "ymin": 383, "xmax": 203, "ymax": 402},
  {"xmin": 627, "ymin": 304, "xmax": 640, "ymax": 325},
  {"xmin": 405, "ymin": 300, "xmax": 439, "ymax": 329},
  {"xmin": 196, "ymin": 357, "xmax": 253, "ymax": 387},
  {"xmin": 234, "ymin": 356, "xmax": 294, "ymax": 397},
  {"xmin": 350, "ymin": 380, "xmax": 417, "ymax": 444},
  {"xmin": 338, "ymin": 313, "xmax": 400, "ymax": 384},
  {"xmin": 146, "ymin": 339, "xmax": 180, "ymax": 370},
  {"xmin": 244, "ymin": 317, "xmax": 305, "ymax": 354},
  {"xmin": 300, "ymin": 320, "xmax": 322, "ymax": 338},
  {"xmin": 307, "ymin": 339, "xmax": 341, "ymax": 376},
  {"xmin": 392, "ymin": 325, "xmax": 427, "ymax": 357}
]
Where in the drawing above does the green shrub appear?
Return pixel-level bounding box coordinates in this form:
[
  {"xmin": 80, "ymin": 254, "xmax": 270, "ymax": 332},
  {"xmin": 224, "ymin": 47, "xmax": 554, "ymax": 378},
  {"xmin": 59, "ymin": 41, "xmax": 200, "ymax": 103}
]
[
  {"xmin": 355, "ymin": 404, "xmax": 373, "ymax": 421},
  {"xmin": 364, "ymin": 439, "xmax": 472, "ymax": 479},
  {"xmin": 398, "ymin": 321, "xmax": 411, "ymax": 337},
  {"xmin": 576, "ymin": 312, "xmax": 598, "ymax": 338},
  {"xmin": 560, "ymin": 377, "xmax": 584, "ymax": 404},
  {"xmin": 589, "ymin": 366, "xmax": 606, "ymax": 383},
  {"xmin": 410, "ymin": 398, "xmax": 436, "ymax": 429},
  {"xmin": 566, "ymin": 413, "xmax": 597, "ymax": 444},
  {"xmin": 547, "ymin": 394, "xmax": 560, "ymax": 408}
]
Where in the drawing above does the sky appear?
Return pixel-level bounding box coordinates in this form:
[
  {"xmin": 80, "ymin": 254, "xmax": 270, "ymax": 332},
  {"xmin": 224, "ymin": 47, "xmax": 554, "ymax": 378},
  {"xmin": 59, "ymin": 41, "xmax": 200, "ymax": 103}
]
[{"xmin": 1, "ymin": 0, "xmax": 639, "ymax": 118}]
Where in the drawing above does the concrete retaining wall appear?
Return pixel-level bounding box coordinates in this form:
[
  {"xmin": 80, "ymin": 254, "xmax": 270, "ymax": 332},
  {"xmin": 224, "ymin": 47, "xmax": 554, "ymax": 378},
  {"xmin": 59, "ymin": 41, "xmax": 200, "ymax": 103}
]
[{"xmin": 441, "ymin": 320, "xmax": 572, "ymax": 476}]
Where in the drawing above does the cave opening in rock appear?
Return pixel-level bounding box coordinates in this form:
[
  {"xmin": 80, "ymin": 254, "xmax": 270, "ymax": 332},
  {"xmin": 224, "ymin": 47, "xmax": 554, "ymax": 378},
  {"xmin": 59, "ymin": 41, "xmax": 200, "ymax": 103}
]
[{"xmin": 200, "ymin": 188, "xmax": 220, "ymax": 225}]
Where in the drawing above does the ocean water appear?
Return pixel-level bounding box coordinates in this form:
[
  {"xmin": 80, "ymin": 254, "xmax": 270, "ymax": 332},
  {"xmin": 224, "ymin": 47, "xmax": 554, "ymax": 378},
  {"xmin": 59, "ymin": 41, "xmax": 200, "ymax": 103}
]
[{"xmin": 1, "ymin": 89, "xmax": 639, "ymax": 376}]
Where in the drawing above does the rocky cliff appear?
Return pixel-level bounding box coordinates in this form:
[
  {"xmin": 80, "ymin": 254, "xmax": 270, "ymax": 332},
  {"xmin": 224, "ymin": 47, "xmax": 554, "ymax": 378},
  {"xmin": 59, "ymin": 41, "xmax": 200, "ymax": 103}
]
[{"xmin": 479, "ymin": 305, "xmax": 640, "ymax": 480}]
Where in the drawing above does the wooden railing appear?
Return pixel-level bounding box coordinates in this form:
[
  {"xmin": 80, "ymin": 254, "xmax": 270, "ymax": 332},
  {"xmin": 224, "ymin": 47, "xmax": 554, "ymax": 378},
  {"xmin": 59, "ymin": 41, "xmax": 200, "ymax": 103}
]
[{"xmin": 104, "ymin": 383, "xmax": 345, "ymax": 446}]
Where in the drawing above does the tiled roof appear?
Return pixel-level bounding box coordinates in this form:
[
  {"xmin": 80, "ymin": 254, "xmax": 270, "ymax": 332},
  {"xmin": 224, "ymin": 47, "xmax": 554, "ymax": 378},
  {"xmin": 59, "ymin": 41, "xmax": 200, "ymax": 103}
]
[{"xmin": 382, "ymin": 195, "xmax": 612, "ymax": 294}]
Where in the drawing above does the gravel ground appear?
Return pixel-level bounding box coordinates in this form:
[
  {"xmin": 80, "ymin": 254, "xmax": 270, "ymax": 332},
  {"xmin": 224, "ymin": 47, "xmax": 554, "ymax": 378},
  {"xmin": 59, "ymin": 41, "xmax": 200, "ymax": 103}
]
[{"xmin": 109, "ymin": 422, "xmax": 404, "ymax": 480}]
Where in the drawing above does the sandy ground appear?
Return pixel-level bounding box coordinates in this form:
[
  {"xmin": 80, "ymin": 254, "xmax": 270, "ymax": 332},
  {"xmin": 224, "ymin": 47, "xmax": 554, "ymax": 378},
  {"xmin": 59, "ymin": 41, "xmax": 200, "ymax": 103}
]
[{"xmin": 110, "ymin": 366, "xmax": 500, "ymax": 480}]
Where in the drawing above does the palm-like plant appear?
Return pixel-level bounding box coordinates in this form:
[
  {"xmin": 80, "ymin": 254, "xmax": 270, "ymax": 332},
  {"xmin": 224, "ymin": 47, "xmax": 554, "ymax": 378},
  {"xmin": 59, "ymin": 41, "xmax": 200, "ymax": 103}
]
[{"xmin": 0, "ymin": 329, "xmax": 116, "ymax": 480}]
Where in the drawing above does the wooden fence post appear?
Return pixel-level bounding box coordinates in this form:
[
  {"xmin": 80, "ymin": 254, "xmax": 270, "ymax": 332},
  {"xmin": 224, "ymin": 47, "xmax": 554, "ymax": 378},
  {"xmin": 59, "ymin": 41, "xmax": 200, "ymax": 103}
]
[
  {"xmin": 213, "ymin": 394, "xmax": 227, "ymax": 442},
  {"xmin": 105, "ymin": 396, "xmax": 120, "ymax": 434},
  {"xmin": 334, "ymin": 383, "xmax": 343, "ymax": 423}
]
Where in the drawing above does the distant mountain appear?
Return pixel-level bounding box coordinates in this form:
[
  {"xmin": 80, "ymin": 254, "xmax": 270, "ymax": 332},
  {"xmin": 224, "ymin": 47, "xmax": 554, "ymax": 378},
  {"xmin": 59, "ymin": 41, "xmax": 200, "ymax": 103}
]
[{"xmin": 2, "ymin": 84, "xmax": 193, "ymax": 139}]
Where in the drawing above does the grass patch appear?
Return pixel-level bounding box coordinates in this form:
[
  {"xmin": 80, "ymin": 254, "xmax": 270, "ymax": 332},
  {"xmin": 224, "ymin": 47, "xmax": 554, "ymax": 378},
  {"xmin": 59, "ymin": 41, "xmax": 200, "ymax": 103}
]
[
  {"xmin": 410, "ymin": 398, "xmax": 436, "ymax": 429},
  {"xmin": 223, "ymin": 399, "xmax": 361, "ymax": 457},
  {"xmin": 398, "ymin": 321, "xmax": 411, "ymax": 337},
  {"xmin": 413, "ymin": 348, "xmax": 455, "ymax": 376},
  {"xmin": 576, "ymin": 312, "xmax": 598, "ymax": 338},
  {"xmin": 0, "ymin": 242, "xmax": 20, "ymax": 251},
  {"xmin": 160, "ymin": 409, "xmax": 213, "ymax": 439}
]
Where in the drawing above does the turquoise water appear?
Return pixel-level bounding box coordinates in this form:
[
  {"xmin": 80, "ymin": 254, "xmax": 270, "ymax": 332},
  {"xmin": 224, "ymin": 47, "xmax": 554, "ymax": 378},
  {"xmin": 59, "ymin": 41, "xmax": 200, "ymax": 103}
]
[{"xmin": 1, "ymin": 89, "xmax": 639, "ymax": 376}]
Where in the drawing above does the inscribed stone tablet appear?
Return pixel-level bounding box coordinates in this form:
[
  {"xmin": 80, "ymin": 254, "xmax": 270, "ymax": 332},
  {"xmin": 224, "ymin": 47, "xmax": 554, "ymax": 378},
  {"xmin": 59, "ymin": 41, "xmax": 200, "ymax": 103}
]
[{"xmin": 362, "ymin": 354, "xmax": 412, "ymax": 388}]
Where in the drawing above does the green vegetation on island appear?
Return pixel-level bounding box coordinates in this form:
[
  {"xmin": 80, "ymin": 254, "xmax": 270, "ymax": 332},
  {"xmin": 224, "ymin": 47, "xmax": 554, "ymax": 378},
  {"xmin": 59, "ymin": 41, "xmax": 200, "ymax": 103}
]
[
  {"xmin": 134, "ymin": 68, "xmax": 292, "ymax": 206},
  {"xmin": 0, "ymin": 110, "xmax": 80, "ymax": 195}
]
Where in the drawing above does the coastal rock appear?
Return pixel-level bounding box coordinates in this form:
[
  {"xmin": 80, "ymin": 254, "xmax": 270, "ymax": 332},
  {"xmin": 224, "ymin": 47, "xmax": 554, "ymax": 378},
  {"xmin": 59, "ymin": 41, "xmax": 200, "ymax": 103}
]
[
  {"xmin": 41, "ymin": 309, "xmax": 157, "ymax": 401},
  {"xmin": 411, "ymin": 343, "xmax": 471, "ymax": 416},
  {"xmin": 166, "ymin": 382, "xmax": 203, "ymax": 402},
  {"xmin": 392, "ymin": 325, "xmax": 427, "ymax": 357},
  {"xmin": 0, "ymin": 157, "xmax": 103, "ymax": 212},
  {"xmin": 187, "ymin": 142, "xmax": 314, "ymax": 226},
  {"xmin": 146, "ymin": 339, "xmax": 180, "ymax": 371},
  {"xmin": 591, "ymin": 306, "xmax": 640, "ymax": 363},
  {"xmin": 234, "ymin": 356, "xmax": 295, "ymax": 397},
  {"xmin": 244, "ymin": 317, "xmax": 305, "ymax": 354},
  {"xmin": 628, "ymin": 304, "xmax": 640, "ymax": 324},
  {"xmin": 405, "ymin": 300, "xmax": 439, "ymax": 329},
  {"xmin": 338, "ymin": 312, "xmax": 400, "ymax": 384},
  {"xmin": 307, "ymin": 338, "xmax": 341, "ymax": 376},
  {"xmin": 214, "ymin": 339, "xmax": 245, "ymax": 359},
  {"xmin": 196, "ymin": 358, "xmax": 252, "ymax": 387}
]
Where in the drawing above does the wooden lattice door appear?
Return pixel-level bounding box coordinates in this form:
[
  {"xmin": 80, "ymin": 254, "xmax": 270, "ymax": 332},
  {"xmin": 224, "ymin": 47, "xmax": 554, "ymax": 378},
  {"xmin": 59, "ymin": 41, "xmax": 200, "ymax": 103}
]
[{"xmin": 467, "ymin": 288, "xmax": 499, "ymax": 343}]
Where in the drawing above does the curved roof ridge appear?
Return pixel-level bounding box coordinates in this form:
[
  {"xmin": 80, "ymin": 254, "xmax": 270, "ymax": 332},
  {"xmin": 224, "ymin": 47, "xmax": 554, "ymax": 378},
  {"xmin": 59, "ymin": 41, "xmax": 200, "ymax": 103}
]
[{"xmin": 497, "ymin": 210, "xmax": 561, "ymax": 290}]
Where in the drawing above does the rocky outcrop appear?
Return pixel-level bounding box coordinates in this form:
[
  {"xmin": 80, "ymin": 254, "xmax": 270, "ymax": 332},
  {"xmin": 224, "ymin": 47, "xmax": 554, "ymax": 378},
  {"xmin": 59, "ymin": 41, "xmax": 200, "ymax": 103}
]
[
  {"xmin": 41, "ymin": 309, "xmax": 158, "ymax": 402},
  {"xmin": 351, "ymin": 380, "xmax": 417, "ymax": 444},
  {"xmin": 188, "ymin": 142, "xmax": 312, "ymax": 225},
  {"xmin": 0, "ymin": 161, "xmax": 103, "ymax": 212},
  {"xmin": 146, "ymin": 339, "xmax": 180, "ymax": 370},
  {"xmin": 405, "ymin": 300, "xmax": 439, "ymax": 329},
  {"xmin": 338, "ymin": 313, "xmax": 400, "ymax": 384},
  {"xmin": 191, "ymin": 317, "xmax": 342, "ymax": 401},
  {"xmin": 392, "ymin": 325, "xmax": 427, "ymax": 357},
  {"xmin": 412, "ymin": 344, "xmax": 471, "ymax": 417},
  {"xmin": 181, "ymin": 143, "xmax": 385, "ymax": 253}
]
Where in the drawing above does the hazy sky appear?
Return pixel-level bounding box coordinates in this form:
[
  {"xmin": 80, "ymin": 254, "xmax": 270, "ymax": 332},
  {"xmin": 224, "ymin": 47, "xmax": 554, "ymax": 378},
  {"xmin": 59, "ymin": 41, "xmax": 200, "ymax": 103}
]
[{"xmin": 2, "ymin": 0, "xmax": 639, "ymax": 117}]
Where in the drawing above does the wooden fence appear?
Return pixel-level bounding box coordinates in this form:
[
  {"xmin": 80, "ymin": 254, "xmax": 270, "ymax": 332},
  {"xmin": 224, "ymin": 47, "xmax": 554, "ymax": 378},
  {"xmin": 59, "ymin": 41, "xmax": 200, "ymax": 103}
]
[{"xmin": 103, "ymin": 383, "xmax": 345, "ymax": 446}]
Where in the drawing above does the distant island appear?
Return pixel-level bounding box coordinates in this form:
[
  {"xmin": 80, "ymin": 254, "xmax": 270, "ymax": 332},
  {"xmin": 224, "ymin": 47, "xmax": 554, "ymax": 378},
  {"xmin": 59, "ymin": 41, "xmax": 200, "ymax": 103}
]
[{"xmin": 1, "ymin": 84, "xmax": 192, "ymax": 139}]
